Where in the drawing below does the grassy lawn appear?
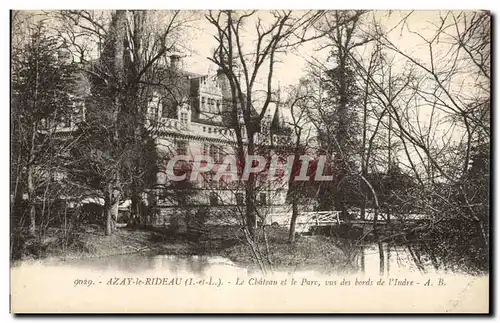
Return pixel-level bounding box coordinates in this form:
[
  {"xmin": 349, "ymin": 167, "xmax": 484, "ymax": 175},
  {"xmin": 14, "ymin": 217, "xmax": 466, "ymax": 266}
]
[
  {"xmin": 13, "ymin": 224, "xmax": 352, "ymax": 273},
  {"xmin": 219, "ymin": 228, "xmax": 352, "ymax": 273}
]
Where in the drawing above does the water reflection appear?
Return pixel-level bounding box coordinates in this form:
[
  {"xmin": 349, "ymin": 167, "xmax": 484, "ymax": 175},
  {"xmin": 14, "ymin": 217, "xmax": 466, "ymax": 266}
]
[
  {"xmin": 326, "ymin": 238, "xmax": 441, "ymax": 276},
  {"xmin": 43, "ymin": 253, "xmax": 248, "ymax": 276},
  {"xmin": 358, "ymin": 243, "xmax": 439, "ymax": 276},
  {"xmin": 38, "ymin": 243, "xmax": 442, "ymax": 277}
]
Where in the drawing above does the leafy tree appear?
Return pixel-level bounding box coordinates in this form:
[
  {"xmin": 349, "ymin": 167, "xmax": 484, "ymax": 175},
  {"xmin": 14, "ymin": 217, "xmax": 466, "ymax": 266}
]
[
  {"xmin": 11, "ymin": 21, "xmax": 78, "ymax": 236},
  {"xmin": 59, "ymin": 10, "xmax": 191, "ymax": 235}
]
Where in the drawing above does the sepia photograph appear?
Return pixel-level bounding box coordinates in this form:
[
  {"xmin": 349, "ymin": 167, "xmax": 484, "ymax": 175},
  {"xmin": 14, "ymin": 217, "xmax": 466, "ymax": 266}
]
[{"xmin": 9, "ymin": 9, "xmax": 490, "ymax": 313}]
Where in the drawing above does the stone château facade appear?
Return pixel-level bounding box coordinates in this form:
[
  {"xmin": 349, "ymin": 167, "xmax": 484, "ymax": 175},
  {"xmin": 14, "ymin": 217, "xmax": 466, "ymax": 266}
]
[{"xmin": 143, "ymin": 55, "xmax": 298, "ymax": 226}]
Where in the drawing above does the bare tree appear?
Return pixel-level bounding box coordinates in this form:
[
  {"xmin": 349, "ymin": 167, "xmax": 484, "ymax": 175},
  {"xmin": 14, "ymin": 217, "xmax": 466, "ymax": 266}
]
[
  {"xmin": 55, "ymin": 10, "xmax": 195, "ymax": 235},
  {"xmin": 205, "ymin": 10, "xmax": 360, "ymax": 239},
  {"xmin": 281, "ymin": 81, "xmax": 317, "ymax": 243},
  {"xmin": 345, "ymin": 11, "xmax": 490, "ymax": 271}
]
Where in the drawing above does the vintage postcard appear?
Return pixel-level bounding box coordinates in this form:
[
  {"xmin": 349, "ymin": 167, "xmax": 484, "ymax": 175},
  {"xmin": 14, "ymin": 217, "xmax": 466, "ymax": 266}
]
[{"xmin": 10, "ymin": 9, "xmax": 490, "ymax": 313}]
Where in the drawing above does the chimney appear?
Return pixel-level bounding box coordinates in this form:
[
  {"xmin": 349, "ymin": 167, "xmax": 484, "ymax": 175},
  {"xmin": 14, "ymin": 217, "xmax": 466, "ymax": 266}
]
[
  {"xmin": 216, "ymin": 68, "xmax": 231, "ymax": 98},
  {"xmin": 170, "ymin": 54, "xmax": 181, "ymax": 70}
]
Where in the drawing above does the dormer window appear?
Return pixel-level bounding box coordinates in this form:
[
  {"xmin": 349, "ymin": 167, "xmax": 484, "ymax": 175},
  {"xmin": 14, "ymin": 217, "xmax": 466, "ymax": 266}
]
[
  {"xmin": 180, "ymin": 112, "xmax": 188, "ymax": 124},
  {"xmin": 59, "ymin": 115, "xmax": 71, "ymax": 128},
  {"xmin": 208, "ymin": 98, "xmax": 215, "ymax": 113}
]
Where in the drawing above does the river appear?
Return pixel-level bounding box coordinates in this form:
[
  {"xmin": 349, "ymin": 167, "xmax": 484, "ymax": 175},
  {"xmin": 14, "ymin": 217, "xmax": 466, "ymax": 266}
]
[
  {"xmin": 21, "ymin": 241, "xmax": 444, "ymax": 277},
  {"xmin": 10, "ymin": 241, "xmax": 487, "ymax": 313}
]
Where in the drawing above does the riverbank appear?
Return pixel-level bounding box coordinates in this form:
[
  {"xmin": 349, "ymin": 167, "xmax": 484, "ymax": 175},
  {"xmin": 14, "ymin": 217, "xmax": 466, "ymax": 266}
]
[{"xmin": 13, "ymin": 224, "xmax": 351, "ymax": 272}]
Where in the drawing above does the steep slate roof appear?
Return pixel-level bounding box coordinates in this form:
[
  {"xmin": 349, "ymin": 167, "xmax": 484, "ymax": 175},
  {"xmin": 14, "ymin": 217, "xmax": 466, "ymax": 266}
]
[{"xmin": 270, "ymin": 104, "xmax": 291, "ymax": 136}]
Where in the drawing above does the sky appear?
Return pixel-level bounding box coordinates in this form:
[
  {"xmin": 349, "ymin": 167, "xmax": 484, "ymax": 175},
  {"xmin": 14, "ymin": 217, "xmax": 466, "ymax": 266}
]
[
  {"xmin": 181, "ymin": 10, "xmax": 440, "ymax": 88},
  {"xmin": 12, "ymin": 9, "xmax": 487, "ymax": 174},
  {"xmin": 179, "ymin": 11, "xmax": 462, "ymax": 125},
  {"xmin": 176, "ymin": 10, "xmax": 489, "ymax": 177},
  {"xmin": 181, "ymin": 10, "xmax": 325, "ymax": 88}
]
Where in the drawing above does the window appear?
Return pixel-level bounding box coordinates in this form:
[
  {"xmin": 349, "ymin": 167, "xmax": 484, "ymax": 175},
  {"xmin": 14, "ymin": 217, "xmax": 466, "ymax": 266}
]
[
  {"xmin": 259, "ymin": 193, "xmax": 267, "ymax": 205},
  {"xmin": 209, "ymin": 98, "xmax": 215, "ymax": 113},
  {"xmin": 180, "ymin": 112, "xmax": 188, "ymax": 124},
  {"xmin": 217, "ymin": 146, "xmax": 224, "ymax": 163},
  {"xmin": 53, "ymin": 171, "xmax": 66, "ymax": 181},
  {"xmin": 202, "ymin": 171, "xmax": 213, "ymax": 188},
  {"xmin": 176, "ymin": 141, "xmax": 188, "ymax": 155},
  {"xmin": 59, "ymin": 115, "xmax": 71, "ymax": 128},
  {"xmin": 236, "ymin": 193, "xmax": 245, "ymax": 205},
  {"xmin": 210, "ymin": 192, "xmax": 219, "ymax": 206},
  {"xmin": 203, "ymin": 126, "xmax": 206, "ymax": 132},
  {"xmin": 208, "ymin": 145, "xmax": 224, "ymax": 164},
  {"xmin": 208, "ymin": 127, "xmax": 212, "ymax": 134},
  {"xmin": 202, "ymin": 143, "xmax": 208, "ymax": 156},
  {"xmin": 209, "ymin": 144, "xmax": 218, "ymax": 161}
]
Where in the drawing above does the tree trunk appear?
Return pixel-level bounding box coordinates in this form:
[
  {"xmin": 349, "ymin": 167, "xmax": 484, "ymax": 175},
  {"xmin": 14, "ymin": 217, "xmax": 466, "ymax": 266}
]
[
  {"xmin": 360, "ymin": 245, "xmax": 365, "ymax": 273},
  {"xmin": 360, "ymin": 198, "xmax": 366, "ymax": 220},
  {"xmin": 105, "ymin": 199, "xmax": 119, "ymax": 236},
  {"xmin": 29, "ymin": 204, "xmax": 36, "ymax": 236},
  {"xmin": 105, "ymin": 186, "xmax": 120, "ymax": 236},
  {"xmin": 105, "ymin": 206, "xmax": 113, "ymax": 236},
  {"xmin": 378, "ymin": 240, "xmax": 385, "ymax": 276},
  {"xmin": 245, "ymin": 134, "xmax": 257, "ymax": 238},
  {"xmin": 27, "ymin": 165, "xmax": 36, "ymax": 236},
  {"xmin": 386, "ymin": 243, "xmax": 391, "ymax": 275},
  {"xmin": 289, "ymin": 201, "xmax": 299, "ymax": 243},
  {"xmin": 245, "ymin": 183, "xmax": 256, "ymax": 238},
  {"xmin": 105, "ymin": 191, "xmax": 112, "ymax": 236},
  {"xmin": 130, "ymin": 192, "xmax": 141, "ymax": 226}
]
